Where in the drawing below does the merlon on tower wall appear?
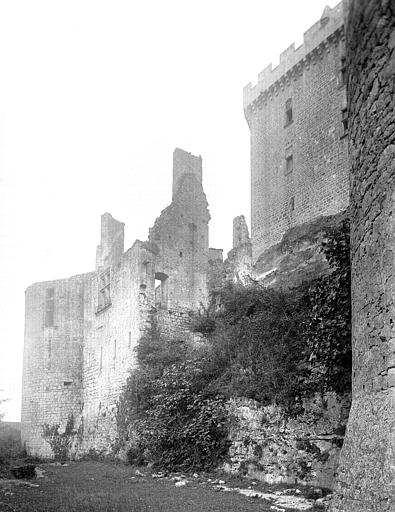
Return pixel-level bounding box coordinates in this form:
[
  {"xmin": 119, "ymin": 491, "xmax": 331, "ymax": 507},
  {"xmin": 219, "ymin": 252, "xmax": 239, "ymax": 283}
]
[{"xmin": 244, "ymin": 1, "xmax": 349, "ymax": 260}]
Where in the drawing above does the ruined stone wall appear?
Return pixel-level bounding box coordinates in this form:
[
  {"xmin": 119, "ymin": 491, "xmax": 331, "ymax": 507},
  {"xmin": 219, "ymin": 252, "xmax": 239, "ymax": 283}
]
[
  {"xmin": 225, "ymin": 216, "xmax": 253, "ymax": 284},
  {"xmin": 244, "ymin": 1, "xmax": 349, "ymax": 260},
  {"xmin": 81, "ymin": 241, "xmax": 157, "ymax": 453},
  {"xmin": 21, "ymin": 148, "xmax": 212, "ymax": 457},
  {"xmin": 95, "ymin": 213, "xmax": 125, "ymax": 270},
  {"xmin": 172, "ymin": 148, "xmax": 202, "ymax": 200},
  {"xmin": 149, "ymin": 160, "xmax": 210, "ymax": 312},
  {"xmin": 331, "ymin": 1, "xmax": 395, "ymax": 510},
  {"xmin": 226, "ymin": 394, "xmax": 350, "ymax": 490},
  {"xmin": 21, "ymin": 273, "xmax": 93, "ymax": 457}
]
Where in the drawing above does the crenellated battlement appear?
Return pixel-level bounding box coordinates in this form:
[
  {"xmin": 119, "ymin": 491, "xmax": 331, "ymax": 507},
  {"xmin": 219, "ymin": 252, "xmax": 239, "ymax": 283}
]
[{"xmin": 243, "ymin": 1, "xmax": 346, "ymax": 111}]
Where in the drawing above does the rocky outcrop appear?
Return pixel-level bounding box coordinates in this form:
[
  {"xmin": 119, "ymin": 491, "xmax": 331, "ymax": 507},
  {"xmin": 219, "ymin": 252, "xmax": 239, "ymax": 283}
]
[{"xmin": 225, "ymin": 394, "xmax": 350, "ymax": 490}]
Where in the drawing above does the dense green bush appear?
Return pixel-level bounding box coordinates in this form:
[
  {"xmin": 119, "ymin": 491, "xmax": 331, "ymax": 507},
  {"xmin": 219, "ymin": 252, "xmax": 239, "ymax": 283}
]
[
  {"xmin": 117, "ymin": 323, "xmax": 230, "ymax": 471},
  {"xmin": 194, "ymin": 217, "xmax": 351, "ymax": 404},
  {"xmin": 194, "ymin": 283, "xmax": 309, "ymax": 409}
]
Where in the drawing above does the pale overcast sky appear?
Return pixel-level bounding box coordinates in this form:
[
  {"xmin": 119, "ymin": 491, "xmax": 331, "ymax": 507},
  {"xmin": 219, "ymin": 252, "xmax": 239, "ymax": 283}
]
[{"xmin": 0, "ymin": 0, "xmax": 339, "ymax": 421}]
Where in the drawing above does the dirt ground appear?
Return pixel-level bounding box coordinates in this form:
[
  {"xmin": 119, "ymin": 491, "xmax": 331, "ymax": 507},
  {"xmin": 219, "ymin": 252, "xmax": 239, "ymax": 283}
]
[{"xmin": 0, "ymin": 461, "xmax": 324, "ymax": 512}]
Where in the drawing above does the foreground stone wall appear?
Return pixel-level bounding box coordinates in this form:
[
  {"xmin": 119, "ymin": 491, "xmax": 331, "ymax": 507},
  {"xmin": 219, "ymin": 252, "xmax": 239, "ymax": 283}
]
[
  {"xmin": 331, "ymin": 1, "xmax": 395, "ymax": 510},
  {"xmin": 226, "ymin": 394, "xmax": 350, "ymax": 490}
]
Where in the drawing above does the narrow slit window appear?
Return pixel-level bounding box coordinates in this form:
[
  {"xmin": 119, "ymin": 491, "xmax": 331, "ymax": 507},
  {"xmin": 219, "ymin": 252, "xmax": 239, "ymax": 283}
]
[
  {"xmin": 341, "ymin": 108, "xmax": 348, "ymax": 136},
  {"xmin": 290, "ymin": 196, "xmax": 295, "ymax": 212},
  {"xmin": 45, "ymin": 288, "xmax": 55, "ymax": 327},
  {"xmin": 285, "ymin": 99, "xmax": 293, "ymax": 126},
  {"xmin": 47, "ymin": 339, "xmax": 52, "ymax": 369},
  {"xmin": 285, "ymin": 155, "xmax": 294, "ymax": 175},
  {"xmin": 128, "ymin": 331, "xmax": 131, "ymax": 349},
  {"xmin": 340, "ymin": 57, "xmax": 347, "ymax": 86}
]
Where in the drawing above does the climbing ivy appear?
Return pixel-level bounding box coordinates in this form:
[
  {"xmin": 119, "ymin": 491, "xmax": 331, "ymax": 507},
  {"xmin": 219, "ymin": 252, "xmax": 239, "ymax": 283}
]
[{"xmin": 42, "ymin": 414, "xmax": 77, "ymax": 461}]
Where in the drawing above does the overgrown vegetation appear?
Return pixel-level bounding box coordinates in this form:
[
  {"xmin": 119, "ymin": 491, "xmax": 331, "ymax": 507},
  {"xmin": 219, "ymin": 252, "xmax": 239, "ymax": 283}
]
[
  {"xmin": 117, "ymin": 218, "xmax": 351, "ymax": 470},
  {"xmin": 303, "ymin": 218, "xmax": 351, "ymax": 393},
  {"xmin": 42, "ymin": 415, "xmax": 77, "ymax": 461},
  {"xmin": 117, "ymin": 325, "xmax": 230, "ymax": 471}
]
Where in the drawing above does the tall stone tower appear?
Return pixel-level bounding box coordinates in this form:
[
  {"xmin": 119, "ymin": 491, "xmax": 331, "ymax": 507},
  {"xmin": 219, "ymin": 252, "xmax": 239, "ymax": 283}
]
[
  {"xmin": 330, "ymin": 1, "xmax": 395, "ymax": 510},
  {"xmin": 244, "ymin": 1, "xmax": 349, "ymax": 260},
  {"xmin": 21, "ymin": 273, "xmax": 92, "ymax": 456}
]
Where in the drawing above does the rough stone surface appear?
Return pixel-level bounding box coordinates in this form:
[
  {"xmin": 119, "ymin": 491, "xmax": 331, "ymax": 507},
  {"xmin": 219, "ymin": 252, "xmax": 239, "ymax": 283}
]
[
  {"xmin": 254, "ymin": 210, "xmax": 348, "ymax": 289},
  {"xmin": 330, "ymin": 1, "xmax": 395, "ymax": 510},
  {"xmin": 224, "ymin": 216, "xmax": 253, "ymax": 284},
  {"xmin": 226, "ymin": 395, "xmax": 350, "ymax": 490},
  {"xmin": 21, "ymin": 148, "xmax": 214, "ymax": 457},
  {"xmin": 244, "ymin": 1, "xmax": 349, "ymax": 261}
]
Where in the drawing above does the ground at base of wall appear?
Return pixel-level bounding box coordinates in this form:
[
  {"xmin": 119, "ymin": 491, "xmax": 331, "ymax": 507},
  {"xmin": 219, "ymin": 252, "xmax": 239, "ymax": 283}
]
[{"xmin": 0, "ymin": 460, "xmax": 333, "ymax": 511}]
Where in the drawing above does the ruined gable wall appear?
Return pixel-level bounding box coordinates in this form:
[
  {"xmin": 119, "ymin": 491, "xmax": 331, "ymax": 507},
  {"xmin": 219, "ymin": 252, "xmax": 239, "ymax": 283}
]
[
  {"xmin": 21, "ymin": 273, "xmax": 93, "ymax": 457},
  {"xmin": 245, "ymin": 2, "xmax": 349, "ymax": 261},
  {"xmin": 81, "ymin": 241, "xmax": 157, "ymax": 453},
  {"xmin": 95, "ymin": 212, "xmax": 125, "ymax": 270},
  {"xmin": 148, "ymin": 175, "xmax": 210, "ymax": 341},
  {"xmin": 331, "ymin": 1, "xmax": 395, "ymax": 510}
]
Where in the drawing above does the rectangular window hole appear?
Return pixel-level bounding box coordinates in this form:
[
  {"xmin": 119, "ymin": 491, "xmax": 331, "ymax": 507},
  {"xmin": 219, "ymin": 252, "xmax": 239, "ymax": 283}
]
[
  {"xmin": 285, "ymin": 98, "xmax": 293, "ymax": 126},
  {"xmin": 285, "ymin": 155, "xmax": 293, "ymax": 174},
  {"xmin": 63, "ymin": 381, "xmax": 72, "ymax": 387}
]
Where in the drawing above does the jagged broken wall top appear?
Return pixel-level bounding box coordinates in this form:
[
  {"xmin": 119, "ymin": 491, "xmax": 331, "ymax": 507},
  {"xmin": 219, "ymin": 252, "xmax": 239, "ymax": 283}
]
[{"xmin": 149, "ymin": 149, "xmax": 210, "ymax": 310}]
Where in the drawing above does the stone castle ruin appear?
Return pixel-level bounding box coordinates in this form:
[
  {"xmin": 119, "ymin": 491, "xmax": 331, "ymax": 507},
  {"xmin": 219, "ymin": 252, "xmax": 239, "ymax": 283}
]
[
  {"xmin": 21, "ymin": 148, "xmax": 221, "ymax": 455},
  {"xmin": 22, "ymin": 0, "xmax": 395, "ymax": 509}
]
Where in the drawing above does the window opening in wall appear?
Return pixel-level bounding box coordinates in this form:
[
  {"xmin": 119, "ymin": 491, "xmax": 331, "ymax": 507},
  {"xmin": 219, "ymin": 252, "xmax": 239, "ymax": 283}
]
[
  {"xmin": 63, "ymin": 381, "xmax": 72, "ymax": 387},
  {"xmin": 99, "ymin": 347, "xmax": 103, "ymax": 374},
  {"xmin": 340, "ymin": 57, "xmax": 346, "ymax": 86},
  {"xmin": 285, "ymin": 98, "xmax": 293, "ymax": 126},
  {"xmin": 140, "ymin": 260, "xmax": 149, "ymax": 289},
  {"xmin": 98, "ymin": 269, "xmax": 111, "ymax": 311},
  {"xmin": 113, "ymin": 340, "xmax": 117, "ymax": 366},
  {"xmin": 285, "ymin": 154, "xmax": 294, "ymax": 175},
  {"xmin": 128, "ymin": 331, "xmax": 131, "ymax": 348},
  {"xmin": 47, "ymin": 339, "xmax": 52, "ymax": 370},
  {"xmin": 155, "ymin": 272, "xmax": 169, "ymax": 309},
  {"xmin": 45, "ymin": 287, "xmax": 55, "ymax": 327},
  {"xmin": 290, "ymin": 196, "xmax": 295, "ymax": 212},
  {"xmin": 341, "ymin": 108, "xmax": 349, "ymax": 137}
]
